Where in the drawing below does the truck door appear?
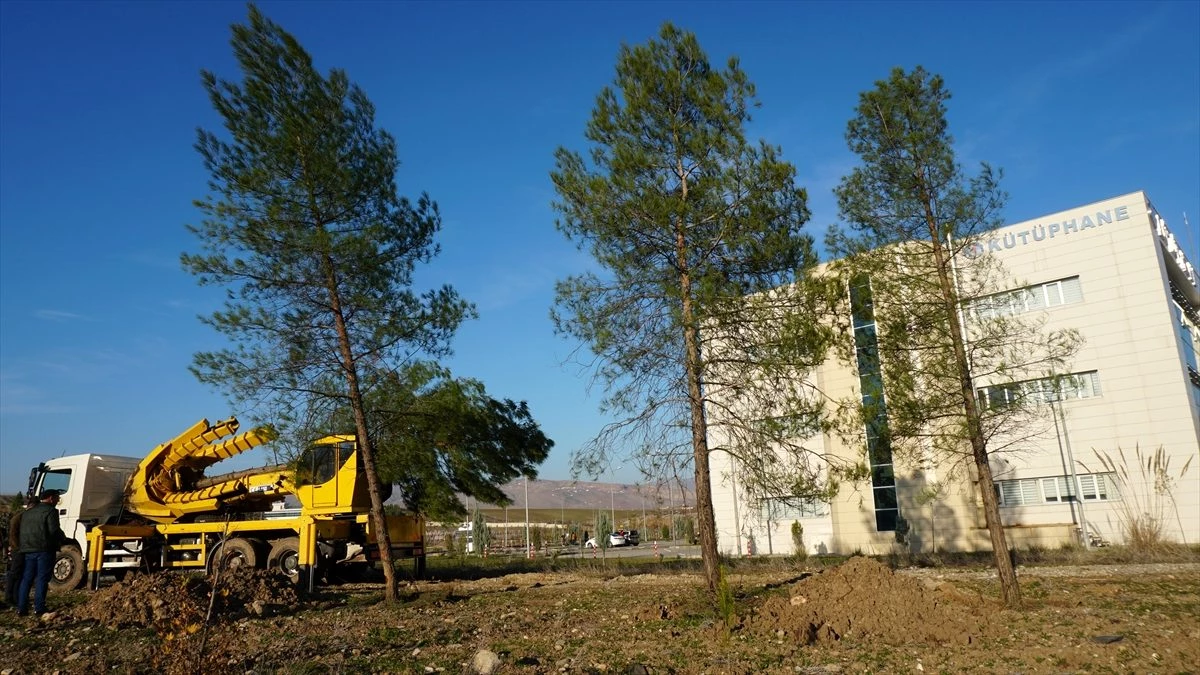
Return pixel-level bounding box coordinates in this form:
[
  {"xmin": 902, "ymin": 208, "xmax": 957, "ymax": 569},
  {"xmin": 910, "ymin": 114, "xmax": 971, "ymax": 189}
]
[
  {"xmin": 33, "ymin": 465, "xmax": 83, "ymax": 549},
  {"xmin": 296, "ymin": 443, "xmax": 340, "ymax": 509}
]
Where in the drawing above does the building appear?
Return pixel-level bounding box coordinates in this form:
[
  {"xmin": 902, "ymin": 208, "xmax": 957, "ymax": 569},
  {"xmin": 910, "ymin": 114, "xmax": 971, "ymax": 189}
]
[{"xmin": 710, "ymin": 191, "xmax": 1200, "ymax": 556}]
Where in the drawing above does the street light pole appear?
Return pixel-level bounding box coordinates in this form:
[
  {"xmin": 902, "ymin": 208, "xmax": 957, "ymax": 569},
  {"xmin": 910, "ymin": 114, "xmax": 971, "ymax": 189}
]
[
  {"xmin": 610, "ymin": 485, "xmax": 616, "ymax": 530},
  {"xmin": 524, "ymin": 475, "xmax": 531, "ymax": 552},
  {"xmin": 1054, "ymin": 395, "xmax": 1090, "ymax": 548},
  {"xmin": 669, "ymin": 480, "xmax": 676, "ymax": 542},
  {"xmin": 640, "ymin": 485, "xmax": 646, "ymax": 538}
]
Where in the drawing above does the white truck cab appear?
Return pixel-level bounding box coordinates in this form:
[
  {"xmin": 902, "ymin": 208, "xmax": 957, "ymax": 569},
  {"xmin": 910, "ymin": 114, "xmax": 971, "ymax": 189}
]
[{"xmin": 27, "ymin": 454, "xmax": 141, "ymax": 587}]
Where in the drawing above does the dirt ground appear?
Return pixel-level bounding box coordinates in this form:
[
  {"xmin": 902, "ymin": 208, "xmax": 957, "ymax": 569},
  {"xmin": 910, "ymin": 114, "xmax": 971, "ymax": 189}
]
[{"xmin": 0, "ymin": 557, "xmax": 1197, "ymax": 674}]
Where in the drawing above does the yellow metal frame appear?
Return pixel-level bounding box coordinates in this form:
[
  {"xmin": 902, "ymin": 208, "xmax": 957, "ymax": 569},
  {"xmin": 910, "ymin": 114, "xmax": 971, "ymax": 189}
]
[
  {"xmin": 83, "ymin": 421, "xmax": 425, "ymax": 589},
  {"xmin": 126, "ymin": 418, "xmax": 278, "ymax": 523}
]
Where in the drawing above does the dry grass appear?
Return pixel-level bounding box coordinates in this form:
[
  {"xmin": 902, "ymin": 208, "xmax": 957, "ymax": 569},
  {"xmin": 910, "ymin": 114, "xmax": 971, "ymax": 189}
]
[
  {"xmin": 4, "ymin": 555, "xmax": 1198, "ymax": 674},
  {"xmin": 417, "ymin": 542, "xmax": 1200, "ymax": 583},
  {"xmin": 1083, "ymin": 444, "xmax": 1194, "ymax": 550}
]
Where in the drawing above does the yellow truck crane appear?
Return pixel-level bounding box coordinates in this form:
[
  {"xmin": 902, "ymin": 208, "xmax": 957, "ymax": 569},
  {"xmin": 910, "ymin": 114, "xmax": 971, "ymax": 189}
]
[{"xmin": 23, "ymin": 417, "xmax": 424, "ymax": 592}]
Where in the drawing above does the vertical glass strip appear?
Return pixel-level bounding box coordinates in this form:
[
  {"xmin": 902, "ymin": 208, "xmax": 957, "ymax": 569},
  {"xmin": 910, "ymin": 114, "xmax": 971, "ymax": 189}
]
[{"xmin": 849, "ymin": 275, "xmax": 899, "ymax": 532}]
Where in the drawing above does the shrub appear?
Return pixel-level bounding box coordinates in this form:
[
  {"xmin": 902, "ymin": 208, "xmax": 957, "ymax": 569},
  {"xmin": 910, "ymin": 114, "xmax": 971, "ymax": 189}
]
[
  {"xmin": 675, "ymin": 516, "xmax": 696, "ymax": 544},
  {"xmin": 471, "ymin": 511, "xmax": 491, "ymax": 555},
  {"xmin": 790, "ymin": 521, "xmax": 806, "ymax": 560},
  {"xmin": 715, "ymin": 564, "xmax": 736, "ymax": 630}
]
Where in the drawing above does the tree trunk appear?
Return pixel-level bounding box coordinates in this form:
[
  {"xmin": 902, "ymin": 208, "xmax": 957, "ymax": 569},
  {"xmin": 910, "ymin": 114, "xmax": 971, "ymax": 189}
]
[
  {"xmin": 686, "ymin": 317, "xmax": 720, "ymax": 593},
  {"xmin": 323, "ymin": 255, "xmax": 399, "ymax": 603},
  {"xmin": 972, "ymin": 436, "xmax": 1020, "ymax": 606},
  {"xmin": 923, "ymin": 203, "xmax": 1021, "ymax": 608},
  {"xmin": 351, "ymin": 407, "xmax": 399, "ymax": 602},
  {"xmin": 675, "ymin": 235, "xmax": 720, "ymax": 591},
  {"xmin": 671, "ymin": 147, "xmax": 721, "ymax": 593}
]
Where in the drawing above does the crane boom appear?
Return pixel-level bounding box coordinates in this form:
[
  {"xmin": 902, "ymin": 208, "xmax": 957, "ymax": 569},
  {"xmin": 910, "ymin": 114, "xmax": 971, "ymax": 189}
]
[{"xmin": 128, "ymin": 417, "xmax": 278, "ymax": 523}]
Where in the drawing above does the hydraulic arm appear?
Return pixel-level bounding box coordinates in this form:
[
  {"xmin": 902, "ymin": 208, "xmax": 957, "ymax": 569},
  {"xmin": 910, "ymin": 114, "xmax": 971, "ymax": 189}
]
[{"xmin": 125, "ymin": 417, "xmax": 286, "ymax": 523}]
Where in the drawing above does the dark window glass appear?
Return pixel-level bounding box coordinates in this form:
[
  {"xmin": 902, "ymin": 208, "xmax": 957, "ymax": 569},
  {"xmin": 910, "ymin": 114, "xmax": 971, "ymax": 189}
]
[
  {"xmin": 850, "ymin": 276, "xmax": 875, "ymax": 328},
  {"xmin": 41, "ymin": 469, "xmax": 72, "ymax": 495},
  {"xmin": 337, "ymin": 442, "xmax": 356, "ymax": 470},
  {"xmin": 854, "ymin": 327, "xmax": 880, "ymax": 374},
  {"xmin": 860, "ymin": 371, "xmax": 885, "ymax": 402},
  {"xmin": 871, "ymin": 464, "xmax": 895, "ymax": 487},
  {"xmin": 875, "ymin": 509, "xmax": 898, "ymax": 532},
  {"xmin": 297, "ymin": 445, "xmax": 337, "ymax": 485},
  {"xmin": 868, "ymin": 441, "xmax": 894, "ymax": 468},
  {"xmin": 849, "ymin": 273, "xmax": 902, "ymax": 534},
  {"xmin": 873, "ymin": 486, "xmax": 898, "ymax": 509}
]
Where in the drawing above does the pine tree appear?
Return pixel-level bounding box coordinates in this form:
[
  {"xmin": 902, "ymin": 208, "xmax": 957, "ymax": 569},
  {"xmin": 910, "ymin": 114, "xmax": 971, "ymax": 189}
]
[
  {"xmin": 829, "ymin": 67, "xmax": 1081, "ymax": 608},
  {"xmin": 551, "ymin": 23, "xmax": 822, "ymax": 592},
  {"xmin": 183, "ymin": 5, "xmax": 472, "ymax": 601}
]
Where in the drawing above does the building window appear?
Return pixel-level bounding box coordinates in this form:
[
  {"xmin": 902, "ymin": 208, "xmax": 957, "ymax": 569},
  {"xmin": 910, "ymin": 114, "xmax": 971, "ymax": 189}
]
[
  {"xmin": 1172, "ymin": 295, "xmax": 1200, "ymax": 393},
  {"xmin": 970, "ymin": 276, "xmax": 1083, "ymax": 320},
  {"xmin": 978, "ymin": 371, "xmax": 1102, "ymax": 409},
  {"xmin": 996, "ymin": 473, "xmax": 1117, "ymax": 506},
  {"xmin": 760, "ymin": 497, "xmax": 828, "ymax": 520},
  {"xmin": 849, "ymin": 275, "xmax": 899, "ymax": 532}
]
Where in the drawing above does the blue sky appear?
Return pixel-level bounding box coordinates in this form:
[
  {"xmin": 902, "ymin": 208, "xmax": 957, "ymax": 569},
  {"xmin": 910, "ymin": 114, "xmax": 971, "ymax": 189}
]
[{"xmin": 1, "ymin": 1, "xmax": 1197, "ymax": 494}]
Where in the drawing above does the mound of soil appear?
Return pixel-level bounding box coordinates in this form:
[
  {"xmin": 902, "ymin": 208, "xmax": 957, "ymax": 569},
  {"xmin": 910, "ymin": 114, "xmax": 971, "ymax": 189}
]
[
  {"xmin": 76, "ymin": 568, "xmax": 300, "ymax": 634},
  {"xmin": 750, "ymin": 557, "xmax": 998, "ymax": 645}
]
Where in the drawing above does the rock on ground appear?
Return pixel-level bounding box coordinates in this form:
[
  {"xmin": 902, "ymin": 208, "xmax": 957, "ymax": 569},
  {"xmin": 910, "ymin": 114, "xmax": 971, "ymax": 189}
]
[{"xmin": 470, "ymin": 649, "xmax": 502, "ymax": 674}]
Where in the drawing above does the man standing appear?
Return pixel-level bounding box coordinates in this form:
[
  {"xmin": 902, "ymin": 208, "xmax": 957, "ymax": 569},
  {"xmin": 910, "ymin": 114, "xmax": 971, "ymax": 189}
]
[
  {"xmin": 15, "ymin": 491, "xmax": 65, "ymax": 617},
  {"xmin": 4, "ymin": 498, "xmax": 31, "ymax": 606}
]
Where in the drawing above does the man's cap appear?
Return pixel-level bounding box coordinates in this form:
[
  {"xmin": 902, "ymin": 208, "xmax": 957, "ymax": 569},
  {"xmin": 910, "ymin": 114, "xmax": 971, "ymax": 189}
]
[{"xmin": 38, "ymin": 490, "xmax": 62, "ymax": 500}]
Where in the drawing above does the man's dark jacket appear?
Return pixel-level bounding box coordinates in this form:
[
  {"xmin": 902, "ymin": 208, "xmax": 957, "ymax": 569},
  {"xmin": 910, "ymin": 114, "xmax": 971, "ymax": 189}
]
[
  {"xmin": 7, "ymin": 509, "xmax": 23, "ymax": 554},
  {"xmin": 18, "ymin": 502, "xmax": 65, "ymax": 553}
]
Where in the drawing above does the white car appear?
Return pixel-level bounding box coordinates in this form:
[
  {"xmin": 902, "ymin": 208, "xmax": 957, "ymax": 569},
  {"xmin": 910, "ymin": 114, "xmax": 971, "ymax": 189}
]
[{"xmin": 584, "ymin": 532, "xmax": 628, "ymax": 548}]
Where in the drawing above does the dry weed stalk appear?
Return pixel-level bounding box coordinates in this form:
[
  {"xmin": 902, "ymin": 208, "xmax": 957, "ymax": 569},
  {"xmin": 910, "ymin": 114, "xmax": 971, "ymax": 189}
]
[{"xmin": 1083, "ymin": 444, "xmax": 1193, "ymax": 548}]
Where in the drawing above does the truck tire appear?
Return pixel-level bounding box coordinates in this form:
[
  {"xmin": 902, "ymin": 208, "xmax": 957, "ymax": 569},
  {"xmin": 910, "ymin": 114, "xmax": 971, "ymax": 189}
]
[
  {"xmin": 49, "ymin": 546, "xmax": 85, "ymax": 592},
  {"xmin": 267, "ymin": 537, "xmax": 301, "ymax": 581},
  {"xmin": 213, "ymin": 538, "xmax": 258, "ymax": 573}
]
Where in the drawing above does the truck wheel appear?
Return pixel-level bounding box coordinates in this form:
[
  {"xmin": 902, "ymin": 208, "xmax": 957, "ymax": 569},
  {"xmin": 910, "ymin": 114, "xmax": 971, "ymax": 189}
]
[
  {"xmin": 49, "ymin": 547, "xmax": 85, "ymax": 592},
  {"xmin": 267, "ymin": 537, "xmax": 301, "ymax": 580},
  {"xmin": 214, "ymin": 538, "xmax": 258, "ymax": 573}
]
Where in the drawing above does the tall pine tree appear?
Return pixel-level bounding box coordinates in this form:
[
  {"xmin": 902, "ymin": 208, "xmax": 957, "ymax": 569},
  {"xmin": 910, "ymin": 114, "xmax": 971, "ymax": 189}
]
[
  {"xmin": 829, "ymin": 67, "xmax": 1081, "ymax": 608},
  {"xmin": 183, "ymin": 5, "xmax": 472, "ymax": 600},
  {"xmin": 552, "ymin": 23, "xmax": 825, "ymax": 593}
]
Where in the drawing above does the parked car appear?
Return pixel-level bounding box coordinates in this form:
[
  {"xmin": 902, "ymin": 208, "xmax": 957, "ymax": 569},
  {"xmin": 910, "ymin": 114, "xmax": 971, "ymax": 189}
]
[
  {"xmin": 585, "ymin": 533, "xmax": 633, "ymax": 548},
  {"xmin": 624, "ymin": 530, "xmax": 640, "ymax": 546}
]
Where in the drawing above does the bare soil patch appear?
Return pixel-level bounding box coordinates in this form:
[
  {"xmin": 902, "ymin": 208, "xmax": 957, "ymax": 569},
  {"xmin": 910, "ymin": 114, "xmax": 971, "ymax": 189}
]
[
  {"xmin": 75, "ymin": 567, "xmax": 300, "ymax": 633},
  {"xmin": 0, "ymin": 557, "xmax": 1196, "ymax": 674},
  {"xmin": 748, "ymin": 556, "xmax": 998, "ymax": 645}
]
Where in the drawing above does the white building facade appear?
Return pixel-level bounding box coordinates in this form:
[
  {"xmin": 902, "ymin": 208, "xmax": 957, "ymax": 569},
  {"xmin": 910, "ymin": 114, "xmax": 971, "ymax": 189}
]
[{"xmin": 711, "ymin": 191, "xmax": 1200, "ymax": 556}]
